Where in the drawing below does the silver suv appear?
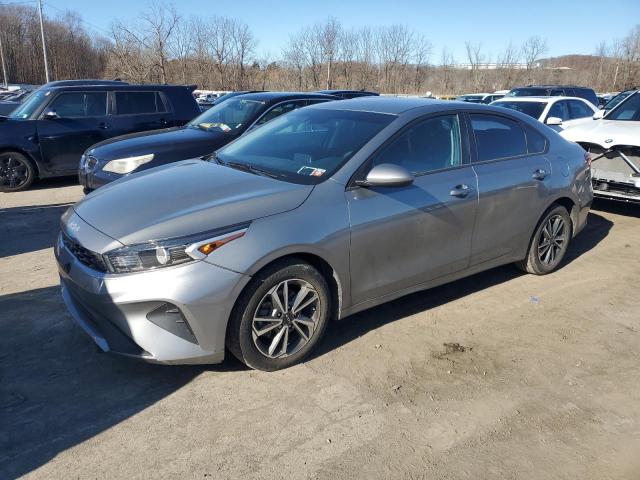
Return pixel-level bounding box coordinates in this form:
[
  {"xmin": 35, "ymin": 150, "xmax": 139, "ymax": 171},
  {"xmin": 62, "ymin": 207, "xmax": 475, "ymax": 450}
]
[{"xmin": 56, "ymin": 98, "xmax": 593, "ymax": 371}]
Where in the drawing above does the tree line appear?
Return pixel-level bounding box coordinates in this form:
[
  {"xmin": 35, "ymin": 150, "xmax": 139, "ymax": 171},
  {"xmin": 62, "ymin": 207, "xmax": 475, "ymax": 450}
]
[{"xmin": 1, "ymin": 2, "xmax": 639, "ymax": 95}]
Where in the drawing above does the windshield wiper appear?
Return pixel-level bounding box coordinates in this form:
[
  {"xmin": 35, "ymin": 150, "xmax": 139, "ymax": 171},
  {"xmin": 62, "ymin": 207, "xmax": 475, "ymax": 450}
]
[{"xmin": 209, "ymin": 153, "xmax": 279, "ymax": 179}]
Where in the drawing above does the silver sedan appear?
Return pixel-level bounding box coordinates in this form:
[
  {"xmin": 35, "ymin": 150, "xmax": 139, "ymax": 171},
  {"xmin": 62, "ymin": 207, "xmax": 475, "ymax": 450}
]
[{"xmin": 55, "ymin": 98, "xmax": 593, "ymax": 370}]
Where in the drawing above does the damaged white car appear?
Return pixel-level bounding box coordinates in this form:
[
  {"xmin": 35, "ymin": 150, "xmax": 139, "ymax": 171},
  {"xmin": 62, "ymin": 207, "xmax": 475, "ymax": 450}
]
[{"xmin": 561, "ymin": 90, "xmax": 640, "ymax": 203}]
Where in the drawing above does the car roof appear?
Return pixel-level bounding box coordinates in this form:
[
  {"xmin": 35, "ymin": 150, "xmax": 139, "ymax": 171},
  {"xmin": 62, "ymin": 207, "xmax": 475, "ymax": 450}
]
[
  {"xmin": 41, "ymin": 84, "xmax": 196, "ymax": 92},
  {"xmin": 317, "ymin": 89, "xmax": 379, "ymax": 95},
  {"xmin": 233, "ymin": 91, "xmax": 337, "ymax": 103},
  {"xmin": 494, "ymin": 96, "xmax": 591, "ymax": 103},
  {"xmin": 308, "ymin": 96, "xmax": 463, "ymax": 115}
]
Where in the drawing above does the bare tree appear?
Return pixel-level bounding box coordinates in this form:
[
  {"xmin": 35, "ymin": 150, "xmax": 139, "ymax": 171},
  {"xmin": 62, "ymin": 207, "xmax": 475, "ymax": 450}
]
[
  {"xmin": 522, "ymin": 35, "xmax": 548, "ymax": 71},
  {"xmin": 465, "ymin": 41, "xmax": 485, "ymax": 90}
]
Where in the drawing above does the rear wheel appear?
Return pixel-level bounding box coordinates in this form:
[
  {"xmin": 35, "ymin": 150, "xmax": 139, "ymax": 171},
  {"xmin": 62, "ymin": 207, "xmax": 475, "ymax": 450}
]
[
  {"xmin": 516, "ymin": 205, "xmax": 572, "ymax": 275},
  {"xmin": 227, "ymin": 259, "xmax": 331, "ymax": 371},
  {"xmin": 0, "ymin": 152, "xmax": 35, "ymax": 192}
]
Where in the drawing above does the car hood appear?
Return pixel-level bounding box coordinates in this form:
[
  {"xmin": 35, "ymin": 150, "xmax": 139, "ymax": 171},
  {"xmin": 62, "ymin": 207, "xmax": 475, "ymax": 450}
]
[
  {"xmin": 560, "ymin": 119, "xmax": 640, "ymax": 148},
  {"xmin": 73, "ymin": 159, "xmax": 313, "ymax": 245},
  {"xmin": 89, "ymin": 126, "xmax": 235, "ymax": 163}
]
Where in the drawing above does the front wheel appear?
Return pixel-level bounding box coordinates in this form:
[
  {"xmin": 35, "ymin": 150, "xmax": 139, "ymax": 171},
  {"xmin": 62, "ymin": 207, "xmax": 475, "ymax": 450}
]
[
  {"xmin": 227, "ymin": 259, "xmax": 331, "ymax": 371},
  {"xmin": 516, "ymin": 205, "xmax": 572, "ymax": 275}
]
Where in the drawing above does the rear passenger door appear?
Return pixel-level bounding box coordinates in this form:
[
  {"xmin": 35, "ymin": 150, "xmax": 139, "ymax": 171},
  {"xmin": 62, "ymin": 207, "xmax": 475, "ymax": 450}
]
[
  {"xmin": 468, "ymin": 113, "xmax": 551, "ymax": 266},
  {"xmin": 111, "ymin": 90, "xmax": 171, "ymax": 137}
]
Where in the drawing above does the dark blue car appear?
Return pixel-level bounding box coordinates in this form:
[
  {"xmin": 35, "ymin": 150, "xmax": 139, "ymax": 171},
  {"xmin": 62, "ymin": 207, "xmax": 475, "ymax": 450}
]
[
  {"xmin": 79, "ymin": 91, "xmax": 337, "ymax": 192},
  {"xmin": 0, "ymin": 82, "xmax": 200, "ymax": 191}
]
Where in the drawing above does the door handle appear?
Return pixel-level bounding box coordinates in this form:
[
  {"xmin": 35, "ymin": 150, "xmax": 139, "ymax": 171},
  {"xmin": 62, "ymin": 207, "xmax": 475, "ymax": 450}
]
[
  {"xmin": 98, "ymin": 122, "xmax": 110, "ymax": 130},
  {"xmin": 532, "ymin": 168, "xmax": 548, "ymax": 180},
  {"xmin": 450, "ymin": 184, "xmax": 473, "ymax": 198}
]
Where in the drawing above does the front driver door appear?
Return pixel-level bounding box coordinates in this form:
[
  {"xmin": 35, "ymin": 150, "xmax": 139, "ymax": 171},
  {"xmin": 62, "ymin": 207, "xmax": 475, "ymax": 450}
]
[
  {"xmin": 37, "ymin": 91, "xmax": 109, "ymax": 175},
  {"xmin": 347, "ymin": 113, "xmax": 478, "ymax": 305}
]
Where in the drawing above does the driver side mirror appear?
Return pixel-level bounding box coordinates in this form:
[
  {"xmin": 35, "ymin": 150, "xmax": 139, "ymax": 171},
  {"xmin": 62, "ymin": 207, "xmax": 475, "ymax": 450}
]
[
  {"xmin": 592, "ymin": 109, "xmax": 605, "ymax": 120},
  {"xmin": 356, "ymin": 163, "xmax": 414, "ymax": 188},
  {"xmin": 43, "ymin": 110, "xmax": 59, "ymax": 120},
  {"xmin": 545, "ymin": 116, "xmax": 563, "ymax": 126}
]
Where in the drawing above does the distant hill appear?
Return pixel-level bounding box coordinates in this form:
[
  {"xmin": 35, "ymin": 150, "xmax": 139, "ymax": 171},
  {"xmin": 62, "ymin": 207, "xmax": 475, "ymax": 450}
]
[{"xmin": 540, "ymin": 55, "xmax": 605, "ymax": 70}]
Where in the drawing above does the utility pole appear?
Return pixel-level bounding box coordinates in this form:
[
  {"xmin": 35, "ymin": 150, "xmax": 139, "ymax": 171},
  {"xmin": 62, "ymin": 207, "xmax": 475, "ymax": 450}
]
[
  {"xmin": 0, "ymin": 33, "xmax": 8, "ymax": 89},
  {"xmin": 37, "ymin": 0, "xmax": 50, "ymax": 83}
]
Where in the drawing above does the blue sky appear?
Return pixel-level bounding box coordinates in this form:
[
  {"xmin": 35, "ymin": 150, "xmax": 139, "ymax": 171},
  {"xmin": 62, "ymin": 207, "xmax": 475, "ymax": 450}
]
[{"xmin": 40, "ymin": 0, "xmax": 640, "ymax": 62}]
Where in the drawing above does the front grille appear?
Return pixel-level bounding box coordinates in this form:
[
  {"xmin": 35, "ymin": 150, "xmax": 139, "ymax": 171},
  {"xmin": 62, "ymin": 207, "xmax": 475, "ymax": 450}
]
[{"xmin": 62, "ymin": 233, "xmax": 108, "ymax": 272}]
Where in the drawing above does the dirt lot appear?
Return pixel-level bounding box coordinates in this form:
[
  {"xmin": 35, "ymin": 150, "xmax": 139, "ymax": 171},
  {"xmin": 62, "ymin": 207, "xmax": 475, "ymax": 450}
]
[{"xmin": 1, "ymin": 178, "xmax": 639, "ymax": 480}]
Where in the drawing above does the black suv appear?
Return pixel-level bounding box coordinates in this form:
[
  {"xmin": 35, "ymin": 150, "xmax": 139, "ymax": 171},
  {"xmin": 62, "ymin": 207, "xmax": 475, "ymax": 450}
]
[
  {"xmin": 506, "ymin": 85, "xmax": 598, "ymax": 107},
  {"xmin": 0, "ymin": 82, "xmax": 200, "ymax": 191},
  {"xmin": 80, "ymin": 91, "xmax": 337, "ymax": 192}
]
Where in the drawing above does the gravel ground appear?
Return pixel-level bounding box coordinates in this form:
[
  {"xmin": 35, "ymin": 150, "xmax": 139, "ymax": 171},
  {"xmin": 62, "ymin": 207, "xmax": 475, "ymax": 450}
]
[{"xmin": 1, "ymin": 178, "xmax": 639, "ymax": 480}]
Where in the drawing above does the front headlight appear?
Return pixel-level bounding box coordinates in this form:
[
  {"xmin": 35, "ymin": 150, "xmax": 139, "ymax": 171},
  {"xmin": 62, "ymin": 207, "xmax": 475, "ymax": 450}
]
[
  {"xmin": 102, "ymin": 154, "xmax": 154, "ymax": 174},
  {"xmin": 103, "ymin": 224, "xmax": 248, "ymax": 274}
]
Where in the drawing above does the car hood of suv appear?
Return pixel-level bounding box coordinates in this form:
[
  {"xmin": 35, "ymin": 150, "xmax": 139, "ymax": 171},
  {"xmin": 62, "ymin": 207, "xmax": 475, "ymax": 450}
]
[
  {"xmin": 73, "ymin": 159, "xmax": 313, "ymax": 246},
  {"xmin": 560, "ymin": 119, "xmax": 640, "ymax": 148},
  {"xmin": 89, "ymin": 126, "xmax": 237, "ymax": 165}
]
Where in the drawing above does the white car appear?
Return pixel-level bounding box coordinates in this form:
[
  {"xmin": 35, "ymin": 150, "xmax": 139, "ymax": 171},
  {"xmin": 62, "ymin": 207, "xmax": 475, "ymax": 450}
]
[
  {"xmin": 456, "ymin": 92, "xmax": 505, "ymax": 104},
  {"xmin": 490, "ymin": 96, "xmax": 597, "ymax": 131},
  {"xmin": 560, "ymin": 90, "xmax": 640, "ymax": 203}
]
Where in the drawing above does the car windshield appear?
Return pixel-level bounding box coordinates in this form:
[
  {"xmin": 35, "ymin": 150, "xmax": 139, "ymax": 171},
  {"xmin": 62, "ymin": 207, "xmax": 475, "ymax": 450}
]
[
  {"xmin": 491, "ymin": 101, "xmax": 546, "ymax": 119},
  {"xmin": 506, "ymin": 88, "xmax": 546, "ymax": 97},
  {"xmin": 605, "ymin": 91, "xmax": 640, "ymax": 121},
  {"xmin": 188, "ymin": 97, "xmax": 265, "ymax": 133},
  {"xmin": 214, "ymin": 108, "xmax": 394, "ymax": 185},
  {"xmin": 604, "ymin": 91, "xmax": 634, "ymax": 112},
  {"xmin": 8, "ymin": 89, "xmax": 49, "ymax": 119}
]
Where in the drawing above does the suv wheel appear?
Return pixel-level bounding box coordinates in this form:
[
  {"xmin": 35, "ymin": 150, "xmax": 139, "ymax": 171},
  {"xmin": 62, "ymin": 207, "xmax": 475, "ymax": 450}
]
[
  {"xmin": 516, "ymin": 205, "xmax": 572, "ymax": 275},
  {"xmin": 227, "ymin": 259, "xmax": 331, "ymax": 371},
  {"xmin": 0, "ymin": 152, "xmax": 35, "ymax": 192}
]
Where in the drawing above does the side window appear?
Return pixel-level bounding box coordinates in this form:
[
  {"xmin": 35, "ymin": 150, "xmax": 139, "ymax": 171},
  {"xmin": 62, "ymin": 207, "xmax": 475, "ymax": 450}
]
[
  {"xmin": 547, "ymin": 101, "xmax": 570, "ymax": 121},
  {"xmin": 256, "ymin": 100, "xmax": 307, "ymax": 126},
  {"xmin": 550, "ymin": 89, "xmax": 565, "ymax": 96},
  {"xmin": 47, "ymin": 92, "xmax": 107, "ymax": 118},
  {"xmin": 372, "ymin": 114, "xmax": 462, "ymax": 174},
  {"xmin": 115, "ymin": 91, "xmax": 165, "ymax": 115},
  {"xmin": 524, "ymin": 125, "xmax": 547, "ymax": 154},
  {"xmin": 470, "ymin": 114, "xmax": 527, "ymax": 161},
  {"xmin": 568, "ymin": 100, "xmax": 593, "ymax": 119}
]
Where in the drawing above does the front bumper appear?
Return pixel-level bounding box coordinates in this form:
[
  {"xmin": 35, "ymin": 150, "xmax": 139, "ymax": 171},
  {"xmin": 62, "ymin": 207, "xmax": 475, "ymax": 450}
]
[
  {"xmin": 55, "ymin": 233, "xmax": 250, "ymax": 365},
  {"xmin": 78, "ymin": 166, "xmax": 122, "ymax": 191}
]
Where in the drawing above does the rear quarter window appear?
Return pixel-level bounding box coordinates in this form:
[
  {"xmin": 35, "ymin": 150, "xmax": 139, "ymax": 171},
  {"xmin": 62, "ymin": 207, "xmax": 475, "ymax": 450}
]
[{"xmin": 524, "ymin": 125, "xmax": 547, "ymax": 154}]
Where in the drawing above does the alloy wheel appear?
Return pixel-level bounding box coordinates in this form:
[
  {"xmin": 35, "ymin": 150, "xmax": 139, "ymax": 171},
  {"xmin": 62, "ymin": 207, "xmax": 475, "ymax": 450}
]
[
  {"xmin": 0, "ymin": 156, "xmax": 29, "ymax": 189},
  {"xmin": 537, "ymin": 214, "xmax": 567, "ymax": 266},
  {"xmin": 252, "ymin": 279, "xmax": 320, "ymax": 359}
]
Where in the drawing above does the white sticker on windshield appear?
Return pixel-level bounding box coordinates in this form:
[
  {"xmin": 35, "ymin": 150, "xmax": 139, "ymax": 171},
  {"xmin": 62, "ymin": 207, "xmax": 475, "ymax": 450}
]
[{"xmin": 297, "ymin": 166, "xmax": 326, "ymax": 177}]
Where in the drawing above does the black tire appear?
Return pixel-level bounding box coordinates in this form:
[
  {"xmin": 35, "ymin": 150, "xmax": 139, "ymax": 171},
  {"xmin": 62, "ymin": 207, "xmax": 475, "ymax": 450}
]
[
  {"xmin": 0, "ymin": 151, "xmax": 36, "ymax": 192},
  {"xmin": 516, "ymin": 204, "xmax": 572, "ymax": 275},
  {"xmin": 227, "ymin": 258, "xmax": 331, "ymax": 371}
]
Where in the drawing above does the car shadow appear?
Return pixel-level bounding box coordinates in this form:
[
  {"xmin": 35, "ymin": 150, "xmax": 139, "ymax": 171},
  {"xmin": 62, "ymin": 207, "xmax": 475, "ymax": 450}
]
[
  {"xmin": 591, "ymin": 198, "xmax": 640, "ymax": 218},
  {"xmin": 31, "ymin": 176, "xmax": 79, "ymax": 191},
  {"xmin": 0, "ymin": 285, "xmax": 244, "ymax": 479},
  {"xmin": 0, "ymin": 202, "xmax": 74, "ymax": 258},
  {"xmin": 313, "ymin": 211, "xmax": 612, "ymax": 360},
  {"xmin": 0, "ymin": 211, "xmax": 613, "ymax": 478}
]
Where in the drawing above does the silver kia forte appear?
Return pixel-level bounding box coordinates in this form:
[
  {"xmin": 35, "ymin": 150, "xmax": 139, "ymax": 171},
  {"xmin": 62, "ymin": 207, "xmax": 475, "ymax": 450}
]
[{"xmin": 56, "ymin": 98, "xmax": 593, "ymax": 370}]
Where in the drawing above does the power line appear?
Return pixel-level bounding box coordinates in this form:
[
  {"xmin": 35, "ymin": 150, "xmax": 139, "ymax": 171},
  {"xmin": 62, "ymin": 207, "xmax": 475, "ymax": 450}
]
[{"xmin": 44, "ymin": 0, "xmax": 113, "ymax": 36}]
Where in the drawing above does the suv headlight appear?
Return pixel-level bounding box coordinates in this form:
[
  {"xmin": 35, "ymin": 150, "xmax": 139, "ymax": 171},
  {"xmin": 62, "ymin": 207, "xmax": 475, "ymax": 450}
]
[
  {"xmin": 102, "ymin": 154, "xmax": 154, "ymax": 174},
  {"xmin": 103, "ymin": 224, "xmax": 248, "ymax": 274}
]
